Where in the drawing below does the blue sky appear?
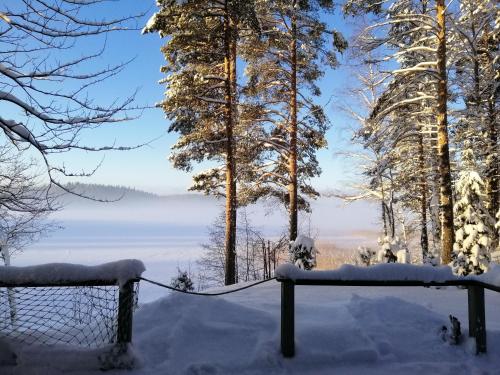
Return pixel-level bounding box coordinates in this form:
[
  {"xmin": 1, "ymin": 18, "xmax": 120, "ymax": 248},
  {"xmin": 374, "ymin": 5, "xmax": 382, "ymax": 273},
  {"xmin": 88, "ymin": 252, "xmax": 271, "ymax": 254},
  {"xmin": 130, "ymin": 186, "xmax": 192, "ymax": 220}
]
[{"xmin": 40, "ymin": 1, "xmax": 363, "ymax": 195}]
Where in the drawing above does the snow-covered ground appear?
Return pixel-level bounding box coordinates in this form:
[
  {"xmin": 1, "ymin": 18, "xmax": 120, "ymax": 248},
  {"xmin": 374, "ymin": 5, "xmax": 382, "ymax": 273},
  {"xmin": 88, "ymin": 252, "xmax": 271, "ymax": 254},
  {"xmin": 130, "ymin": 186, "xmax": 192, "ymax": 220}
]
[
  {"xmin": 2, "ymin": 280, "xmax": 500, "ymax": 374},
  {"xmin": 6, "ymin": 190, "xmax": 491, "ymax": 373}
]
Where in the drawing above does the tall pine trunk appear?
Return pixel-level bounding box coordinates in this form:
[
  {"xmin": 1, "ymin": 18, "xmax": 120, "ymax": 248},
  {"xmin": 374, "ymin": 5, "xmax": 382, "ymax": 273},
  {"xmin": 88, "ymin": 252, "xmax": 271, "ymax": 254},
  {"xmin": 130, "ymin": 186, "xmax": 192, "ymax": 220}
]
[
  {"xmin": 436, "ymin": 0, "xmax": 454, "ymax": 264},
  {"xmin": 224, "ymin": 2, "xmax": 237, "ymax": 285},
  {"xmin": 486, "ymin": 97, "xmax": 498, "ymax": 241},
  {"xmin": 288, "ymin": 1, "xmax": 298, "ymax": 241},
  {"xmin": 418, "ymin": 130, "xmax": 429, "ymax": 261},
  {"xmin": 487, "ymin": 101, "xmax": 498, "ymax": 203}
]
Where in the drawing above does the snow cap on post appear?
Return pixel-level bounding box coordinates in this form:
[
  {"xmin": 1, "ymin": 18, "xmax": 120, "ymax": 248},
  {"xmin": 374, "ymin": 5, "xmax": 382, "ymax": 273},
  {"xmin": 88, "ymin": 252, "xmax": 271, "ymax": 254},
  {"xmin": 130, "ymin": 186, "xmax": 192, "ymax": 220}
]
[{"xmin": 0, "ymin": 259, "xmax": 145, "ymax": 288}]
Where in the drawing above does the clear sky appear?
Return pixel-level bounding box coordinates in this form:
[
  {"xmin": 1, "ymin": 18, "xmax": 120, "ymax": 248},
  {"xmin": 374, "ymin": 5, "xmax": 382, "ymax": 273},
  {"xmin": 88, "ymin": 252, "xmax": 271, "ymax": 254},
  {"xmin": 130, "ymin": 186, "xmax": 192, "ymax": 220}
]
[{"xmin": 39, "ymin": 0, "xmax": 362, "ymax": 195}]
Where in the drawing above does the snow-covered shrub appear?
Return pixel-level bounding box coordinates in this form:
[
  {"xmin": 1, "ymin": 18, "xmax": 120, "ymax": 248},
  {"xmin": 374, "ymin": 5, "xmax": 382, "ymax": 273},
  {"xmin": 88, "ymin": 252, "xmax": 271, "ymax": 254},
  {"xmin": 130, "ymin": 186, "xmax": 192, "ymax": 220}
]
[
  {"xmin": 357, "ymin": 246, "xmax": 377, "ymax": 266},
  {"xmin": 170, "ymin": 268, "xmax": 194, "ymax": 292},
  {"xmin": 440, "ymin": 315, "xmax": 462, "ymax": 346},
  {"xmin": 289, "ymin": 235, "xmax": 318, "ymax": 270},
  {"xmin": 377, "ymin": 236, "xmax": 401, "ymax": 263},
  {"xmin": 423, "ymin": 250, "xmax": 440, "ymax": 266},
  {"xmin": 396, "ymin": 249, "xmax": 410, "ymax": 264},
  {"xmin": 451, "ymin": 160, "xmax": 495, "ymax": 276}
]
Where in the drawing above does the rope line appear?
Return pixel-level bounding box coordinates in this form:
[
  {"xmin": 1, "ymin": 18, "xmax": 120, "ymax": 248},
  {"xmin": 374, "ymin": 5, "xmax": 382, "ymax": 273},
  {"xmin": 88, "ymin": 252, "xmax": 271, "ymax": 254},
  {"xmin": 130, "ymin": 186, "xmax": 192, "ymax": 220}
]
[{"xmin": 139, "ymin": 276, "xmax": 276, "ymax": 296}]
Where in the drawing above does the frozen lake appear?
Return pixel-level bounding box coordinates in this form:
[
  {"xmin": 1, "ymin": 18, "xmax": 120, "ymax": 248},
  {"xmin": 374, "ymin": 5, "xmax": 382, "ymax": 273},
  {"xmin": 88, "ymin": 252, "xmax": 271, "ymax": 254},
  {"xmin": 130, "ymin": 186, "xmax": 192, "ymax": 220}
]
[{"xmin": 12, "ymin": 190, "xmax": 379, "ymax": 302}]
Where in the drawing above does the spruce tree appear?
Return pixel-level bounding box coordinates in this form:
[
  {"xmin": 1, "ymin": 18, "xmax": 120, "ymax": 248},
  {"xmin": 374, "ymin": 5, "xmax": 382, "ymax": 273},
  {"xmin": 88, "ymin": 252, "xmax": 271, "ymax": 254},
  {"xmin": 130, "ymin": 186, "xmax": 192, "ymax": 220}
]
[{"xmin": 451, "ymin": 147, "xmax": 494, "ymax": 275}]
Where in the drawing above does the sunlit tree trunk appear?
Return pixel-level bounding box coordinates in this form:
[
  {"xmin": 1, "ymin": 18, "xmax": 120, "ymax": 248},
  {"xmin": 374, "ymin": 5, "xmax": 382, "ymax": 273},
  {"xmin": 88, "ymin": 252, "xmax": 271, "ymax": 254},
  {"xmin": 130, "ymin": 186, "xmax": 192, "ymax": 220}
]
[
  {"xmin": 436, "ymin": 0, "xmax": 454, "ymax": 264},
  {"xmin": 288, "ymin": 0, "xmax": 298, "ymax": 242},
  {"xmin": 418, "ymin": 130, "xmax": 430, "ymax": 261},
  {"xmin": 224, "ymin": 1, "xmax": 237, "ymax": 285}
]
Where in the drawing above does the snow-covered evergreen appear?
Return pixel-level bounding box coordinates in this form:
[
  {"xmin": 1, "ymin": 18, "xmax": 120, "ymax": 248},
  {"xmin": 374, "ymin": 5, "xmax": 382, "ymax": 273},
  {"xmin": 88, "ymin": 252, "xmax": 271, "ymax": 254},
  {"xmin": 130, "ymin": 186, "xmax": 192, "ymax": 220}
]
[
  {"xmin": 289, "ymin": 235, "xmax": 318, "ymax": 270},
  {"xmin": 170, "ymin": 268, "xmax": 194, "ymax": 292},
  {"xmin": 377, "ymin": 236, "xmax": 402, "ymax": 263},
  {"xmin": 357, "ymin": 246, "xmax": 377, "ymax": 266},
  {"xmin": 451, "ymin": 149, "xmax": 495, "ymax": 276}
]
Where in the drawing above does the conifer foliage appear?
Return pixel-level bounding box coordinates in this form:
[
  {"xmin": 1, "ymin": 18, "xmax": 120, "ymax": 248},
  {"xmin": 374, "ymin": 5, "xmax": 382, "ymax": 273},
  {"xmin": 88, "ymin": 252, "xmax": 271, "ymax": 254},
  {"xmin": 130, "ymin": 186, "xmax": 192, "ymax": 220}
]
[
  {"xmin": 289, "ymin": 235, "xmax": 318, "ymax": 270},
  {"xmin": 342, "ymin": 0, "xmax": 498, "ymax": 265},
  {"xmin": 143, "ymin": 0, "xmax": 259, "ymax": 285},
  {"xmin": 145, "ymin": 0, "xmax": 345, "ymax": 283},
  {"xmin": 242, "ymin": 0, "xmax": 347, "ymax": 241},
  {"xmin": 170, "ymin": 268, "xmax": 195, "ymax": 292}
]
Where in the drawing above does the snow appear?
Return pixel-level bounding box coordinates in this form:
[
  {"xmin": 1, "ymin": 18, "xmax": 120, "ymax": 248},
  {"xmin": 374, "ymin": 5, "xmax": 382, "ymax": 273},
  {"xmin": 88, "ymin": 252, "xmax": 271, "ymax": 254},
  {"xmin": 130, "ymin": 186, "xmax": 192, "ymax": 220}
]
[
  {"xmin": 473, "ymin": 263, "xmax": 500, "ymax": 287},
  {"xmin": 292, "ymin": 235, "xmax": 315, "ymax": 251},
  {"xmin": 0, "ymin": 339, "xmax": 16, "ymax": 366},
  {"xmin": 0, "ymin": 259, "xmax": 145, "ymax": 288},
  {"xmin": 141, "ymin": 12, "xmax": 159, "ymax": 35},
  {"xmin": 2, "ymin": 280, "xmax": 500, "ymax": 374},
  {"xmin": 275, "ymin": 263, "xmax": 455, "ymax": 283},
  {"xmin": 396, "ymin": 249, "xmax": 410, "ymax": 264}
]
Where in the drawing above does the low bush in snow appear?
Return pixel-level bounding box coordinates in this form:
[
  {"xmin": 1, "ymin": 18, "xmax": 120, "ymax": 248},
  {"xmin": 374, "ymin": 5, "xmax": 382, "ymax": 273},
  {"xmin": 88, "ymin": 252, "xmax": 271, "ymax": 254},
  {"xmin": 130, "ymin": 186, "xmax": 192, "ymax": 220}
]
[{"xmin": 289, "ymin": 235, "xmax": 318, "ymax": 270}]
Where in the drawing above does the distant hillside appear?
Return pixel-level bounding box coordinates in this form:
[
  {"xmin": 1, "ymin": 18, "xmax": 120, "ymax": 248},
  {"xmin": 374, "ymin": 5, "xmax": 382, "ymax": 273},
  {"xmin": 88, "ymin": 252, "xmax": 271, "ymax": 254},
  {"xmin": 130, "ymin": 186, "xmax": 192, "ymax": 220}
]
[
  {"xmin": 56, "ymin": 183, "xmax": 161, "ymax": 203},
  {"xmin": 55, "ymin": 183, "xmax": 221, "ymax": 205}
]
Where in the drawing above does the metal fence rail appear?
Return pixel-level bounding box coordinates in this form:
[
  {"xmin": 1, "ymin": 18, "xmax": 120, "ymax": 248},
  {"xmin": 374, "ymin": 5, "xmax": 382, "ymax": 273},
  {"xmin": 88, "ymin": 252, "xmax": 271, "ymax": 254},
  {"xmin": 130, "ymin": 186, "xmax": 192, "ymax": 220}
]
[{"xmin": 276, "ymin": 277, "xmax": 498, "ymax": 357}]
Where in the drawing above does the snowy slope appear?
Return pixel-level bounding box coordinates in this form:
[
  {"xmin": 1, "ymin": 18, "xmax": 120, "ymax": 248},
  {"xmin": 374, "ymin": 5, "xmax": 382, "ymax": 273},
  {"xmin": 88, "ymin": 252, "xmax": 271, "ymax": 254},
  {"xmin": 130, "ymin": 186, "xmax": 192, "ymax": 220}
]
[{"xmin": 2, "ymin": 281, "xmax": 500, "ymax": 374}]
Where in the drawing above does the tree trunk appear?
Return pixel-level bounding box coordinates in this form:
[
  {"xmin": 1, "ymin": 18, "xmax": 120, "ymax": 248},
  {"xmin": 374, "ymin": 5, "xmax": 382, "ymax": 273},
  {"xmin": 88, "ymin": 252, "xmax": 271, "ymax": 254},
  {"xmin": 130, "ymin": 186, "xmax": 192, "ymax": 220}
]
[
  {"xmin": 486, "ymin": 97, "xmax": 498, "ymax": 240},
  {"xmin": 380, "ymin": 172, "xmax": 388, "ymax": 237},
  {"xmin": 224, "ymin": 1, "xmax": 237, "ymax": 285},
  {"xmin": 483, "ymin": 26, "xmax": 499, "ymax": 239},
  {"xmin": 288, "ymin": 0, "xmax": 298, "ymax": 242},
  {"xmin": 2, "ymin": 245, "xmax": 17, "ymax": 327},
  {"xmin": 436, "ymin": 0, "xmax": 454, "ymax": 264},
  {"xmin": 418, "ymin": 130, "xmax": 430, "ymax": 261}
]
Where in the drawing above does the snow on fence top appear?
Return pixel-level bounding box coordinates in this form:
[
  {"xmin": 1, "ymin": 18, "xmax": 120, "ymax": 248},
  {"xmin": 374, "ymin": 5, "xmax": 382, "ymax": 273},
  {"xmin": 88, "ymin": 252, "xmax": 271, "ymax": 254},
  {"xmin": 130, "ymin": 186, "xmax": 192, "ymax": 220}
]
[
  {"xmin": 276, "ymin": 263, "xmax": 455, "ymax": 283},
  {"xmin": 0, "ymin": 259, "xmax": 145, "ymax": 288},
  {"xmin": 275, "ymin": 262, "xmax": 500, "ymax": 287},
  {"xmin": 474, "ymin": 263, "xmax": 500, "ymax": 287}
]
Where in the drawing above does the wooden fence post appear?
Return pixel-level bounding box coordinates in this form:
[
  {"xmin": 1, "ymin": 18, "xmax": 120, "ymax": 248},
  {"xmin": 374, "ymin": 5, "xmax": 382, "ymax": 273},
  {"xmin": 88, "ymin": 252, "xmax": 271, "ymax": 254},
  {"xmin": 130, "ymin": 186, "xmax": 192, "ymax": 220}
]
[
  {"xmin": 468, "ymin": 285, "xmax": 486, "ymax": 353},
  {"xmin": 281, "ymin": 280, "xmax": 295, "ymax": 357},
  {"xmin": 117, "ymin": 280, "xmax": 134, "ymax": 344}
]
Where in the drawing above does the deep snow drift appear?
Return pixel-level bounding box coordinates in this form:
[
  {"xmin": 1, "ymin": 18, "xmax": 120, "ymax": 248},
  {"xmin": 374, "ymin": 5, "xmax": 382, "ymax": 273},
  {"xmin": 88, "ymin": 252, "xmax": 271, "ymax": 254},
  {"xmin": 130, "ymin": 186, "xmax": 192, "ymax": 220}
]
[{"xmin": 2, "ymin": 279, "xmax": 500, "ymax": 374}]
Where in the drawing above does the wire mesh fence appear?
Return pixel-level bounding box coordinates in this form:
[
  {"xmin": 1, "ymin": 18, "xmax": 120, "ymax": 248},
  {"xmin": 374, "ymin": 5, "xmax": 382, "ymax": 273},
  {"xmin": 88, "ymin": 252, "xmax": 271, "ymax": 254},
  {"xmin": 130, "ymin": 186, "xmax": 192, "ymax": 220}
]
[{"xmin": 0, "ymin": 282, "xmax": 139, "ymax": 348}]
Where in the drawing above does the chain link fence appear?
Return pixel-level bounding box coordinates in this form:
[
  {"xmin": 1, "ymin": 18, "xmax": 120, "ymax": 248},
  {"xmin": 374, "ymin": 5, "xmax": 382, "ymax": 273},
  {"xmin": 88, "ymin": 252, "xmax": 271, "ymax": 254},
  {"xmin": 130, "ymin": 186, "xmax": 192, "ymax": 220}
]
[{"xmin": 0, "ymin": 282, "xmax": 139, "ymax": 348}]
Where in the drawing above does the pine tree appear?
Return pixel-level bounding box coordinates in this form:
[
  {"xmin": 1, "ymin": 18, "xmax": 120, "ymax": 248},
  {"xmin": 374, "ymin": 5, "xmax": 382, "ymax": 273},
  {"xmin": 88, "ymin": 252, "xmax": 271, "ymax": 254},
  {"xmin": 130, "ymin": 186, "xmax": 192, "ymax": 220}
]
[
  {"xmin": 241, "ymin": 0, "xmax": 347, "ymax": 241},
  {"xmin": 434, "ymin": 0, "xmax": 455, "ymax": 265},
  {"xmin": 451, "ymin": 147, "xmax": 494, "ymax": 276},
  {"xmin": 143, "ymin": 0, "xmax": 258, "ymax": 285},
  {"xmin": 344, "ymin": 0, "xmax": 455, "ymax": 264}
]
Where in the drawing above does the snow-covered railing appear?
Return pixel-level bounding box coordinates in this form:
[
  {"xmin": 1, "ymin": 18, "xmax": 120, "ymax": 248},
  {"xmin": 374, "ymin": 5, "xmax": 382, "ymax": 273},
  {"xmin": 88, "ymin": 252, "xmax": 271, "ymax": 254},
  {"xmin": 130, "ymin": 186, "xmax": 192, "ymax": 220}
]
[
  {"xmin": 0, "ymin": 260, "xmax": 145, "ymax": 350},
  {"xmin": 276, "ymin": 263, "xmax": 500, "ymax": 358}
]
